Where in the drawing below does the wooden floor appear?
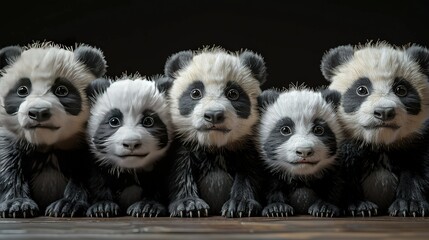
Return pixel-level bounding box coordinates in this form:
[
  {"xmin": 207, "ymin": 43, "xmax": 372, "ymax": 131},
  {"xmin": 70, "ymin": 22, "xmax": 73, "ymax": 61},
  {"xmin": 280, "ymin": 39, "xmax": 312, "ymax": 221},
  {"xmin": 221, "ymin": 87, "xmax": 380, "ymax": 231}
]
[{"xmin": 1, "ymin": 216, "xmax": 428, "ymax": 240}]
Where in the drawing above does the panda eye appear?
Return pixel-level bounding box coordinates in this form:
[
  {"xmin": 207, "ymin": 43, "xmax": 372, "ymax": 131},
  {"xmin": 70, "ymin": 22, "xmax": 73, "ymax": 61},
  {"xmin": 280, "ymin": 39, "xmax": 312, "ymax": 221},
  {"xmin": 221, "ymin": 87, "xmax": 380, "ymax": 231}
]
[
  {"xmin": 356, "ymin": 86, "xmax": 369, "ymax": 96},
  {"xmin": 17, "ymin": 86, "xmax": 29, "ymax": 97},
  {"xmin": 313, "ymin": 125, "xmax": 325, "ymax": 135},
  {"xmin": 280, "ymin": 126, "xmax": 292, "ymax": 136},
  {"xmin": 108, "ymin": 117, "xmax": 121, "ymax": 128},
  {"xmin": 55, "ymin": 85, "xmax": 69, "ymax": 97},
  {"xmin": 394, "ymin": 84, "xmax": 408, "ymax": 97},
  {"xmin": 226, "ymin": 89, "xmax": 240, "ymax": 101},
  {"xmin": 190, "ymin": 89, "xmax": 203, "ymax": 100},
  {"xmin": 142, "ymin": 116, "xmax": 155, "ymax": 128}
]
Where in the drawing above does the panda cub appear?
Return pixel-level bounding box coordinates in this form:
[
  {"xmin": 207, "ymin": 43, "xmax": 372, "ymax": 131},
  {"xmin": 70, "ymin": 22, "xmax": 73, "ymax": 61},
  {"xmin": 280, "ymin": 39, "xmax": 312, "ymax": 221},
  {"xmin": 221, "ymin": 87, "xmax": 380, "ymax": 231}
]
[
  {"xmin": 0, "ymin": 43, "xmax": 106, "ymax": 218},
  {"xmin": 258, "ymin": 88, "xmax": 344, "ymax": 217},
  {"xmin": 321, "ymin": 43, "xmax": 429, "ymax": 217},
  {"xmin": 163, "ymin": 48, "xmax": 266, "ymax": 218},
  {"xmin": 86, "ymin": 75, "xmax": 173, "ymax": 217}
]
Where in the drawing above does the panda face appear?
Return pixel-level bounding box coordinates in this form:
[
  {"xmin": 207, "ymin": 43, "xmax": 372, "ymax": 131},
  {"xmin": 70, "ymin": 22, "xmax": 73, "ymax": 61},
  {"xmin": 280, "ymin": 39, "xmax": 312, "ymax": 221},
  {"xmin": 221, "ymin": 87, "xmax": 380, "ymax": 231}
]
[
  {"xmin": 328, "ymin": 45, "xmax": 429, "ymax": 145},
  {"xmin": 168, "ymin": 51, "xmax": 261, "ymax": 148},
  {"xmin": 0, "ymin": 46, "xmax": 101, "ymax": 147},
  {"xmin": 260, "ymin": 90, "xmax": 341, "ymax": 177},
  {"xmin": 88, "ymin": 79, "xmax": 172, "ymax": 171}
]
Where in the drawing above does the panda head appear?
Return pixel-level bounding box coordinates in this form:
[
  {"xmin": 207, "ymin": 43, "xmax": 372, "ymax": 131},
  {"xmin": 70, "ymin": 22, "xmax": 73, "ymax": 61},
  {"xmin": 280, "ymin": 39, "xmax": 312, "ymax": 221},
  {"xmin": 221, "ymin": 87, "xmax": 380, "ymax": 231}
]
[
  {"xmin": 163, "ymin": 47, "xmax": 266, "ymax": 148},
  {"xmin": 258, "ymin": 88, "xmax": 342, "ymax": 177},
  {"xmin": 0, "ymin": 43, "xmax": 106, "ymax": 147},
  {"xmin": 86, "ymin": 76, "xmax": 173, "ymax": 172},
  {"xmin": 321, "ymin": 43, "xmax": 429, "ymax": 146}
]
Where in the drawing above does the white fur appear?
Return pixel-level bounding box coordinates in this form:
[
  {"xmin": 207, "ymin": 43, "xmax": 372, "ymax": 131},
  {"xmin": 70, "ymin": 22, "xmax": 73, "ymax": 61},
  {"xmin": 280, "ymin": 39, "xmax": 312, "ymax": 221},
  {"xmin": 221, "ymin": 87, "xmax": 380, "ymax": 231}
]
[
  {"xmin": 88, "ymin": 78, "xmax": 173, "ymax": 173},
  {"xmin": 169, "ymin": 48, "xmax": 261, "ymax": 149},
  {"xmin": 259, "ymin": 89, "xmax": 343, "ymax": 178},
  {"xmin": 0, "ymin": 44, "xmax": 95, "ymax": 148},
  {"xmin": 329, "ymin": 43, "xmax": 429, "ymax": 145}
]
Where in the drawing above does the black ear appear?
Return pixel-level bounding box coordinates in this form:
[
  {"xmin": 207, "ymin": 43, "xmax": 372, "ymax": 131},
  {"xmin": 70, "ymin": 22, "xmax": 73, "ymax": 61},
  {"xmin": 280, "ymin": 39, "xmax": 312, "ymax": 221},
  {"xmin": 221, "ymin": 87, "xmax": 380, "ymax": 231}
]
[
  {"xmin": 321, "ymin": 89, "xmax": 341, "ymax": 110},
  {"xmin": 0, "ymin": 46, "xmax": 22, "ymax": 70},
  {"xmin": 153, "ymin": 75, "xmax": 174, "ymax": 94},
  {"xmin": 74, "ymin": 46, "xmax": 107, "ymax": 78},
  {"xmin": 320, "ymin": 45, "xmax": 354, "ymax": 81},
  {"xmin": 85, "ymin": 78, "xmax": 111, "ymax": 105},
  {"xmin": 258, "ymin": 89, "xmax": 280, "ymax": 110},
  {"xmin": 164, "ymin": 50, "xmax": 193, "ymax": 78},
  {"xmin": 406, "ymin": 45, "xmax": 429, "ymax": 78},
  {"xmin": 240, "ymin": 51, "xmax": 267, "ymax": 84}
]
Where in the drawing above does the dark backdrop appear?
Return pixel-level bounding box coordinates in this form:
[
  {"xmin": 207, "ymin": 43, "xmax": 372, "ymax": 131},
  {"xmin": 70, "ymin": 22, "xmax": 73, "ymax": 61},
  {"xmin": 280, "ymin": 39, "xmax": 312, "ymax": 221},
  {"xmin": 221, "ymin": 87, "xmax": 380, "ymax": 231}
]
[{"xmin": 2, "ymin": 0, "xmax": 428, "ymax": 90}]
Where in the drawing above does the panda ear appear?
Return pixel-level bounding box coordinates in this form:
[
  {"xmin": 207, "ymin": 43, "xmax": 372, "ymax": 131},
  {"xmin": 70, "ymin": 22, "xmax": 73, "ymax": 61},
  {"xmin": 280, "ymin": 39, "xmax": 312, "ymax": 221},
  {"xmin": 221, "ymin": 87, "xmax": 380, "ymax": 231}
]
[
  {"xmin": 0, "ymin": 46, "xmax": 22, "ymax": 70},
  {"xmin": 164, "ymin": 50, "xmax": 193, "ymax": 78},
  {"xmin": 240, "ymin": 51, "xmax": 267, "ymax": 84},
  {"xmin": 85, "ymin": 78, "xmax": 111, "ymax": 105},
  {"xmin": 320, "ymin": 45, "xmax": 354, "ymax": 81},
  {"xmin": 74, "ymin": 46, "xmax": 107, "ymax": 78},
  {"xmin": 258, "ymin": 89, "xmax": 280, "ymax": 110},
  {"xmin": 321, "ymin": 89, "xmax": 341, "ymax": 110},
  {"xmin": 154, "ymin": 75, "xmax": 174, "ymax": 93},
  {"xmin": 406, "ymin": 45, "xmax": 429, "ymax": 78}
]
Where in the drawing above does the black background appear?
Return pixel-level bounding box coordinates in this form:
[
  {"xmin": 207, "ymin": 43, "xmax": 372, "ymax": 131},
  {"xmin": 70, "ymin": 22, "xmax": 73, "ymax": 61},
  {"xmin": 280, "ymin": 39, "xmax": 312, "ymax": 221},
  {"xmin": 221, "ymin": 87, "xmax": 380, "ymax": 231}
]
[{"xmin": 2, "ymin": 0, "xmax": 428, "ymax": 90}]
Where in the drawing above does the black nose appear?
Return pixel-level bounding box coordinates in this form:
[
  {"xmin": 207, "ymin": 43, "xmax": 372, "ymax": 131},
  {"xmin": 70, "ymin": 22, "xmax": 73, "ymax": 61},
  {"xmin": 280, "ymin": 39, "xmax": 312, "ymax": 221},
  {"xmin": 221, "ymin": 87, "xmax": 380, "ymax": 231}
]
[
  {"xmin": 28, "ymin": 108, "xmax": 51, "ymax": 122},
  {"xmin": 374, "ymin": 107, "xmax": 396, "ymax": 121},
  {"xmin": 122, "ymin": 140, "xmax": 142, "ymax": 151},
  {"xmin": 204, "ymin": 110, "xmax": 225, "ymax": 124},
  {"xmin": 296, "ymin": 147, "xmax": 314, "ymax": 158}
]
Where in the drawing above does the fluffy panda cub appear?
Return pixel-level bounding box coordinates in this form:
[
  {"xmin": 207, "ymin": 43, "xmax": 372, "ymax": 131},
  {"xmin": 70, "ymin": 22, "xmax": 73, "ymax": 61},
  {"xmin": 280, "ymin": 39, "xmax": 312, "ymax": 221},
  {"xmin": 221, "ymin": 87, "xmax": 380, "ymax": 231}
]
[
  {"xmin": 0, "ymin": 43, "xmax": 106, "ymax": 218},
  {"xmin": 258, "ymin": 88, "xmax": 344, "ymax": 217},
  {"xmin": 163, "ymin": 48, "xmax": 266, "ymax": 218},
  {"xmin": 86, "ymin": 76, "xmax": 173, "ymax": 217},
  {"xmin": 321, "ymin": 43, "xmax": 429, "ymax": 217}
]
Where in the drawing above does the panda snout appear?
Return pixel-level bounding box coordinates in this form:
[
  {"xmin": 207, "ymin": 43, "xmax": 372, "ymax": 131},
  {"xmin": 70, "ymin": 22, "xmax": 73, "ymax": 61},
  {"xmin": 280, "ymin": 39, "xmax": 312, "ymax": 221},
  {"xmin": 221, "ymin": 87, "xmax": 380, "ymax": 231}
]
[
  {"xmin": 28, "ymin": 107, "xmax": 52, "ymax": 122},
  {"xmin": 204, "ymin": 110, "xmax": 225, "ymax": 124},
  {"xmin": 373, "ymin": 107, "xmax": 396, "ymax": 121},
  {"xmin": 295, "ymin": 147, "xmax": 314, "ymax": 158},
  {"xmin": 122, "ymin": 139, "xmax": 142, "ymax": 151}
]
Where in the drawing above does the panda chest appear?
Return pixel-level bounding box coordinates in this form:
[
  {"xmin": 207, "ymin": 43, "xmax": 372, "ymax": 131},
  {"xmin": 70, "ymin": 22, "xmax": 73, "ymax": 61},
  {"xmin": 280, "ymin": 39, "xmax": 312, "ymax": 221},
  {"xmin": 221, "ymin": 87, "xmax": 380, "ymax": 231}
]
[{"xmin": 30, "ymin": 153, "xmax": 68, "ymax": 209}]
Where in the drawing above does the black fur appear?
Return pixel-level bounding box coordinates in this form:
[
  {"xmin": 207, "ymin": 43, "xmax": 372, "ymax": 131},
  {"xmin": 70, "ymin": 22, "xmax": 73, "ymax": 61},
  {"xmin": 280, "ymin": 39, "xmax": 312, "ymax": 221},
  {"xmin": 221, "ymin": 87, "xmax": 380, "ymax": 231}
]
[
  {"xmin": 85, "ymin": 78, "xmax": 111, "ymax": 105},
  {"xmin": 257, "ymin": 89, "xmax": 280, "ymax": 109},
  {"xmin": 321, "ymin": 89, "xmax": 341, "ymax": 109},
  {"xmin": 225, "ymin": 82, "xmax": 251, "ymax": 119},
  {"xmin": 321, "ymin": 45, "xmax": 354, "ymax": 81},
  {"xmin": 343, "ymin": 77, "xmax": 373, "ymax": 113},
  {"xmin": 239, "ymin": 51, "xmax": 267, "ymax": 84},
  {"xmin": 74, "ymin": 46, "xmax": 107, "ymax": 78},
  {"xmin": 4, "ymin": 78, "xmax": 32, "ymax": 114},
  {"xmin": 164, "ymin": 50, "xmax": 193, "ymax": 78},
  {"xmin": 263, "ymin": 117, "xmax": 295, "ymax": 161},
  {"xmin": 52, "ymin": 77, "xmax": 82, "ymax": 116},
  {"xmin": 406, "ymin": 45, "xmax": 429, "ymax": 78},
  {"xmin": 178, "ymin": 81, "xmax": 205, "ymax": 116},
  {"xmin": 93, "ymin": 108, "xmax": 123, "ymax": 151},
  {"xmin": 155, "ymin": 76, "xmax": 174, "ymax": 93},
  {"xmin": 143, "ymin": 110, "xmax": 169, "ymax": 148},
  {"xmin": 393, "ymin": 77, "xmax": 421, "ymax": 115},
  {"xmin": 0, "ymin": 46, "xmax": 22, "ymax": 70}
]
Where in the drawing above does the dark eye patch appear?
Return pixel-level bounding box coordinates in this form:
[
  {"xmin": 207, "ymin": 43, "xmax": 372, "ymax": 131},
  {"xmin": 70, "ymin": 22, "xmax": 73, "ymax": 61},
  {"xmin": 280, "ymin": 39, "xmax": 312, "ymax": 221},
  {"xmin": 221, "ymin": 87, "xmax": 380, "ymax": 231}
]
[
  {"xmin": 93, "ymin": 108, "xmax": 123, "ymax": 151},
  {"xmin": 51, "ymin": 77, "xmax": 82, "ymax": 116},
  {"xmin": 263, "ymin": 117, "xmax": 295, "ymax": 160},
  {"xmin": 179, "ymin": 81, "xmax": 205, "ymax": 116},
  {"xmin": 313, "ymin": 118, "xmax": 337, "ymax": 156},
  {"xmin": 4, "ymin": 78, "xmax": 31, "ymax": 114},
  {"xmin": 225, "ymin": 81, "xmax": 251, "ymax": 119},
  {"xmin": 142, "ymin": 110, "xmax": 169, "ymax": 148},
  {"xmin": 393, "ymin": 77, "xmax": 421, "ymax": 115},
  {"xmin": 343, "ymin": 77, "xmax": 373, "ymax": 113}
]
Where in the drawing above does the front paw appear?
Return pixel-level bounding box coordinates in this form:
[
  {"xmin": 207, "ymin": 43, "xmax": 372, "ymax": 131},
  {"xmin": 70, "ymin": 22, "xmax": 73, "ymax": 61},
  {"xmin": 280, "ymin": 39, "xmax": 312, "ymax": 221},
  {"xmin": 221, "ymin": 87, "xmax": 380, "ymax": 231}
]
[
  {"xmin": 0, "ymin": 198, "xmax": 39, "ymax": 218},
  {"xmin": 169, "ymin": 197, "xmax": 210, "ymax": 217},
  {"xmin": 127, "ymin": 200, "xmax": 166, "ymax": 217},
  {"xmin": 45, "ymin": 198, "xmax": 88, "ymax": 217},
  {"xmin": 86, "ymin": 201, "xmax": 120, "ymax": 218},
  {"xmin": 262, "ymin": 202, "xmax": 293, "ymax": 217},
  {"xmin": 348, "ymin": 200, "xmax": 378, "ymax": 217},
  {"xmin": 388, "ymin": 198, "xmax": 429, "ymax": 217},
  {"xmin": 309, "ymin": 200, "xmax": 340, "ymax": 217},
  {"xmin": 221, "ymin": 198, "xmax": 261, "ymax": 218}
]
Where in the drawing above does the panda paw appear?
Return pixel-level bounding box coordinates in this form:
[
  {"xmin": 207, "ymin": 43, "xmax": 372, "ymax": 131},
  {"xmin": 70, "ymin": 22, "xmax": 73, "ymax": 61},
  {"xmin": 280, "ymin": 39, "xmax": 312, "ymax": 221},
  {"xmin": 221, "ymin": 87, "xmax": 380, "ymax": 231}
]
[
  {"xmin": 127, "ymin": 200, "xmax": 166, "ymax": 217},
  {"xmin": 169, "ymin": 197, "xmax": 210, "ymax": 217},
  {"xmin": 86, "ymin": 201, "xmax": 120, "ymax": 217},
  {"xmin": 221, "ymin": 198, "xmax": 261, "ymax": 218},
  {"xmin": 348, "ymin": 200, "xmax": 378, "ymax": 217},
  {"xmin": 262, "ymin": 202, "xmax": 294, "ymax": 217},
  {"xmin": 388, "ymin": 198, "xmax": 429, "ymax": 217},
  {"xmin": 0, "ymin": 198, "xmax": 39, "ymax": 218},
  {"xmin": 45, "ymin": 198, "xmax": 88, "ymax": 217},
  {"xmin": 309, "ymin": 200, "xmax": 340, "ymax": 217}
]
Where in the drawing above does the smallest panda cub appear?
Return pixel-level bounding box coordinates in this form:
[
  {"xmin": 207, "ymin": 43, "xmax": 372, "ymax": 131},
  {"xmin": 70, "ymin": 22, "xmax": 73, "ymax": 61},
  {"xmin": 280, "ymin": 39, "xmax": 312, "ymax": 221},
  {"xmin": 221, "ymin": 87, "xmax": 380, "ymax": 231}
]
[
  {"xmin": 258, "ymin": 88, "xmax": 344, "ymax": 217},
  {"xmin": 85, "ymin": 75, "xmax": 173, "ymax": 217}
]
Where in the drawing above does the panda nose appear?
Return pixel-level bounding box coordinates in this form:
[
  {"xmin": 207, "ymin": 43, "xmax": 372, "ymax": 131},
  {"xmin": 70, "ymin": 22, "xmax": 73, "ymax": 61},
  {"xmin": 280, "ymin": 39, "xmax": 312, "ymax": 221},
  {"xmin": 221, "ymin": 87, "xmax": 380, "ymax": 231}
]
[
  {"xmin": 296, "ymin": 147, "xmax": 314, "ymax": 158},
  {"xmin": 28, "ymin": 108, "xmax": 51, "ymax": 122},
  {"xmin": 204, "ymin": 110, "xmax": 225, "ymax": 124},
  {"xmin": 122, "ymin": 140, "xmax": 142, "ymax": 151},
  {"xmin": 374, "ymin": 107, "xmax": 396, "ymax": 121}
]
